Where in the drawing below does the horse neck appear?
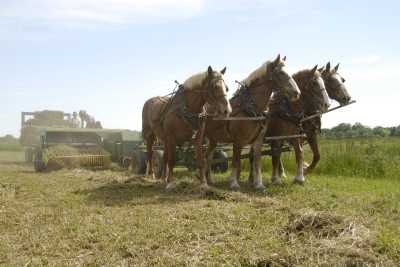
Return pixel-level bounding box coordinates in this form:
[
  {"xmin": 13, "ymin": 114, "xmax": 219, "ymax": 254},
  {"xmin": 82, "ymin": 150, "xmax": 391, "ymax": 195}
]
[
  {"xmin": 291, "ymin": 73, "xmax": 310, "ymax": 113},
  {"xmin": 248, "ymin": 80, "xmax": 274, "ymax": 112},
  {"xmin": 183, "ymin": 88, "xmax": 206, "ymax": 113}
]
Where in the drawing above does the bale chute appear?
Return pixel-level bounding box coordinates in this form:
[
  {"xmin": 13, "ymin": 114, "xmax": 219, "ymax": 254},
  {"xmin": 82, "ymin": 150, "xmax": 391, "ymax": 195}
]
[
  {"xmin": 34, "ymin": 144, "xmax": 111, "ymax": 172},
  {"xmin": 33, "ymin": 129, "xmax": 114, "ymax": 172}
]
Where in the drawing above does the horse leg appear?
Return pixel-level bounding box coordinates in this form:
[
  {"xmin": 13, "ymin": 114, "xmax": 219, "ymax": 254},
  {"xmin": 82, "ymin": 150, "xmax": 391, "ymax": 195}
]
[
  {"xmin": 252, "ymin": 136, "xmax": 266, "ymax": 191},
  {"xmin": 165, "ymin": 141, "xmax": 177, "ymax": 191},
  {"xmin": 161, "ymin": 143, "xmax": 168, "ymax": 183},
  {"xmin": 229, "ymin": 143, "xmax": 241, "ymax": 190},
  {"xmin": 292, "ymin": 139, "xmax": 305, "ymax": 184},
  {"xmin": 248, "ymin": 146, "xmax": 254, "ymax": 185},
  {"xmin": 271, "ymin": 141, "xmax": 282, "ymax": 185},
  {"xmin": 145, "ymin": 134, "xmax": 155, "ymax": 178},
  {"xmin": 195, "ymin": 122, "xmax": 209, "ymax": 189},
  {"xmin": 205, "ymin": 141, "xmax": 217, "ymax": 185},
  {"xmin": 304, "ymin": 133, "xmax": 320, "ymax": 175}
]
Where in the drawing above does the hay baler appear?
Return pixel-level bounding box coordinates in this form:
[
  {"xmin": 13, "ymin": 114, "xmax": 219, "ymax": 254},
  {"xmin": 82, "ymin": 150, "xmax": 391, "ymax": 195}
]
[{"xmin": 33, "ymin": 129, "xmax": 141, "ymax": 172}]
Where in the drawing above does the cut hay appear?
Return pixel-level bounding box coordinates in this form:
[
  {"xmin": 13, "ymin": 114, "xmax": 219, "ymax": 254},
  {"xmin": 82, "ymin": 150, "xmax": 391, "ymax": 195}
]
[
  {"xmin": 45, "ymin": 145, "xmax": 111, "ymax": 171},
  {"xmin": 281, "ymin": 209, "xmax": 395, "ymax": 266}
]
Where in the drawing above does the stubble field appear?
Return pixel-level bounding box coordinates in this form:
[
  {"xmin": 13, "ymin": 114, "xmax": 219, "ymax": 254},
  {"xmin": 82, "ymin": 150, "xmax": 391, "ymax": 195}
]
[{"xmin": 1, "ymin": 138, "xmax": 400, "ymax": 266}]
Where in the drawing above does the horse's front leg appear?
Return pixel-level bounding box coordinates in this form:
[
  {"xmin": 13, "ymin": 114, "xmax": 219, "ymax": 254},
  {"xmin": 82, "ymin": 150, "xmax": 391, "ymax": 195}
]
[
  {"xmin": 304, "ymin": 133, "xmax": 320, "ymax": 175},
  {"xmin": 292, "ymin": 139, "xmax": 305, "ymax": 184},
  {"xmin": 205, "ymin": 140, "xmax": 217, "ymax": 185},
  {"xmin": 229, "ymin": 143, "xmax": 241, "ymax": 190}
]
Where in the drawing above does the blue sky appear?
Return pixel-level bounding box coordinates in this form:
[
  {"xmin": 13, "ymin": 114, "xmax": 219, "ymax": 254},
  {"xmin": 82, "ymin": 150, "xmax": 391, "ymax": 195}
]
[{"xmin": 1, "ymin": 0, "xmax": 399, "ymax": 136}]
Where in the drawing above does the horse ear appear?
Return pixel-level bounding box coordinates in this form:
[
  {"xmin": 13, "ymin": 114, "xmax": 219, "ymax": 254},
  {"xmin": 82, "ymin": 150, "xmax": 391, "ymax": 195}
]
[
  {"xmin": 326, "ymin": 62, "xmax": 331, "ymax": 72},
  {"xmin": 274, "ymin": 54, "xmax": 281, "ymax": 65},
  {"xmin": 311, "ymin": 65, "xmax": 318, "ymax": 74},
  {"xmin": 283, "ymin": 56, "xmax": 287, "ymax": 61},
  {"xmin": 334, "ymin": 63, "xmax": 340, "ymax": 73},
  {"xmin": 318, "ymin": 66, "xmax": 325, "ymax": 73},
  {"xmin": 208, "ymin": 66, "xmax": 213, "ymax": 75},
  {"xmin": 220, "ymin": 67, "xmax": 227, "ymax": 75}
]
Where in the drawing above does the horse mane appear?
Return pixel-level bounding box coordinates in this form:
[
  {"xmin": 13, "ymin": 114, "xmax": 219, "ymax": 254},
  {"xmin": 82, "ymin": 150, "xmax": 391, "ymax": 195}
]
[
  {"xmin": 183, "ymin": 71, "xmax": 208, "ymax": 90},
  {"xmin": 242, "ymin": 61, "xmax": 271, "ymax": 87}
]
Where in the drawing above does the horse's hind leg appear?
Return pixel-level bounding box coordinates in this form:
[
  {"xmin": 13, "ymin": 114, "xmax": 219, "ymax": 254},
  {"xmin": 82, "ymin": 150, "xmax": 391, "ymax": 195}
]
[
  {"xmin": 229, "ymin": 143, "xmax": 241, "ymax": 190},
  {"xmin": 165, "ymin": 140, "xmax": 177, "ymax": 191},
  {"xmin": 292, "ymin": 139, "xmax": 305, "ymax": 184},
  {"xmin": 161, "ymin": 143, "xmax": 168, "ymax": 183},
  {"xmin": 252, "ymin": 137, "xmax": 266, "ymax": 191},
  {"xmin": 145, "ymin": 134, "xmax": 155, "ymax": 178},
  {"xmin": 205, "ymin": 141, "xmax": 217, "ymax": 185},
  {"xmin": 248, "ymin": 146, "xmax": 254, "ymax": 185},
  {"xmin": 304, "ymin": 133, "xmax": 320, "ymax": 175},
  {"xmin": 271, "ymin": 141, "xmax": 282, "ymax": 185}
]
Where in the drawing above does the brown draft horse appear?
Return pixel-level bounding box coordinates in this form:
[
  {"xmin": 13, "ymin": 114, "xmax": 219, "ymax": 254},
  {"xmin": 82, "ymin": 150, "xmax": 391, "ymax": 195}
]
[
  {"xmin": 276, "ymin": 62, "xmax": 352, "ymax": 178},
  {"xmin": 249, "ymin": 66, "xmax": 330, "ymax": 185},
  {"xmin": 204, "ymin": 55, "xmax": 301, "ymax": 191},
  {"xmin": 142, "ymin": 67, "xmax": 231, "ymax": 190}
]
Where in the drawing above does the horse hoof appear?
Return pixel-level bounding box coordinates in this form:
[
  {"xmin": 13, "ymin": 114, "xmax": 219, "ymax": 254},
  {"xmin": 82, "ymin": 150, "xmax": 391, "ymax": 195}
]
[
  {"xmin": 165, "ymin": 183, "xmax": 176, "ymax": 192},
  {"xmin": 271, "ymin": 177, "xmax": 282, "ymax": 185},
  {"xmin": 293, "ymin": 177, "xmax": 305, "ymax": 185},
  {"xmin": 230, "ymin": 182, "xmax": 240, "ymax": 190},
  {"xmin": 280, "ymin": 172, "xmax": 287, "ymax": 178},
  {"xmin": 199, "ymin": 183, "xmax": 210, "ymax": 191},
  {"xmin": 254, "ymin": 184, "xmax": 266, "ymax": 192}
]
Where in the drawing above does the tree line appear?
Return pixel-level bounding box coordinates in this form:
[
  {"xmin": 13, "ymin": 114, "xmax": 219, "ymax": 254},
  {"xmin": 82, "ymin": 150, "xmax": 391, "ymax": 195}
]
[
  {"xmin": 1, "ymin": 124, "xmax": 400, "ymax": 141},
  {"xmin": 321, "ymin": 123, "xmax": 400, "ymax": 138}
]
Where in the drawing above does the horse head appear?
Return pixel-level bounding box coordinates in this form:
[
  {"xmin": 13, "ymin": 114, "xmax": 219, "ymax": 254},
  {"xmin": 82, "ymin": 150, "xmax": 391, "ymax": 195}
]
[
  {"xmin": 204, "ymin": 66, "xmax": 232, "ymax": 117},
  {"xmin": 299, "ymin": 65, "xmax": 330, "ymax": 113},
  {"xmin": 266, "ymin": 54, "xmax": 301, "ymax": 102},
  {"xmin": 319, "ymin": 62, "xmax": 351, "ymax": 105}
]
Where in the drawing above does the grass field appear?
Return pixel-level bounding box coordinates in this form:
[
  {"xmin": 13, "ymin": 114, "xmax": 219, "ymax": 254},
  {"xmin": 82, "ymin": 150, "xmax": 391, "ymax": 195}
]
[{"xmin": 1, "ymin": 138, "xmax": 400, "ymax": 266}]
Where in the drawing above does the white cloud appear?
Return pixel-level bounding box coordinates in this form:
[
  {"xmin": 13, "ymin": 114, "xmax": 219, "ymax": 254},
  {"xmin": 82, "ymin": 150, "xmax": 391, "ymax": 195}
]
[{"xmin": 0, "ymin": 0, "xmax": 205, "ymax": 25}]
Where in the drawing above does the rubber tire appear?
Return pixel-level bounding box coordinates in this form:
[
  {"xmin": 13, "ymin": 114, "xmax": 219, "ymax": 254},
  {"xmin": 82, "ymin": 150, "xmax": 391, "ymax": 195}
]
[
  {"xmin": 121, "ymin": 157, "xmax": 131, "ymax": 169},
  {"xmin": 131, "ymin": 151, "xmax": 147, "ymax": 174},
  {"xmin": 211, "ymin": 150, "xmax": 229, "ymax": 173},
  {"xmin": 152, "ymin": 150, "xmax": 164, "ymax": 179},
  {"xmin": 33, "ymin": 151, "xmax": 46, "ymax": 172}
]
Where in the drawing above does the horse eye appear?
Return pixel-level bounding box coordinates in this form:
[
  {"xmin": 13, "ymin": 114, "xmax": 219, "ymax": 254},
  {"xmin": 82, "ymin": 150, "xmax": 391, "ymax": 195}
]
[{"xmin": 342, "ymin": 78, "xmax": 346, "ymax": 83}]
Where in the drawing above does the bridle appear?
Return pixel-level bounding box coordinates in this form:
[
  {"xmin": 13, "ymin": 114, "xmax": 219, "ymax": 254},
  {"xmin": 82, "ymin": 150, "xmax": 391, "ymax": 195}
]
[{"xmin": 203, "ymin": 75, "xmax": 228, "ymax": 106}]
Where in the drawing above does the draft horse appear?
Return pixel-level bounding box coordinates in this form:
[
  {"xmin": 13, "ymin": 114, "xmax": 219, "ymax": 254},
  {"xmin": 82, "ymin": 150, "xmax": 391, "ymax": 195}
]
[
  {"xmin": 142, "ymin": 66, "xmax": 231, "ymax": 190},
  {"xmin": 204, "ymin": 55, "xmax": 301, "ymax": 190},
  {"xmin": 276, "ymin": 62, "xmax": 352, "ymax": 178}
]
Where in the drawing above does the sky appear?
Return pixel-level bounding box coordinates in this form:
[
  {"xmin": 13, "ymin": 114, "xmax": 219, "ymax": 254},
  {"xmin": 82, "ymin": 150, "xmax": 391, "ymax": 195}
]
[{"xmin": 1, "ymin": 0, "xmax": 399, "ymax": 136}]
